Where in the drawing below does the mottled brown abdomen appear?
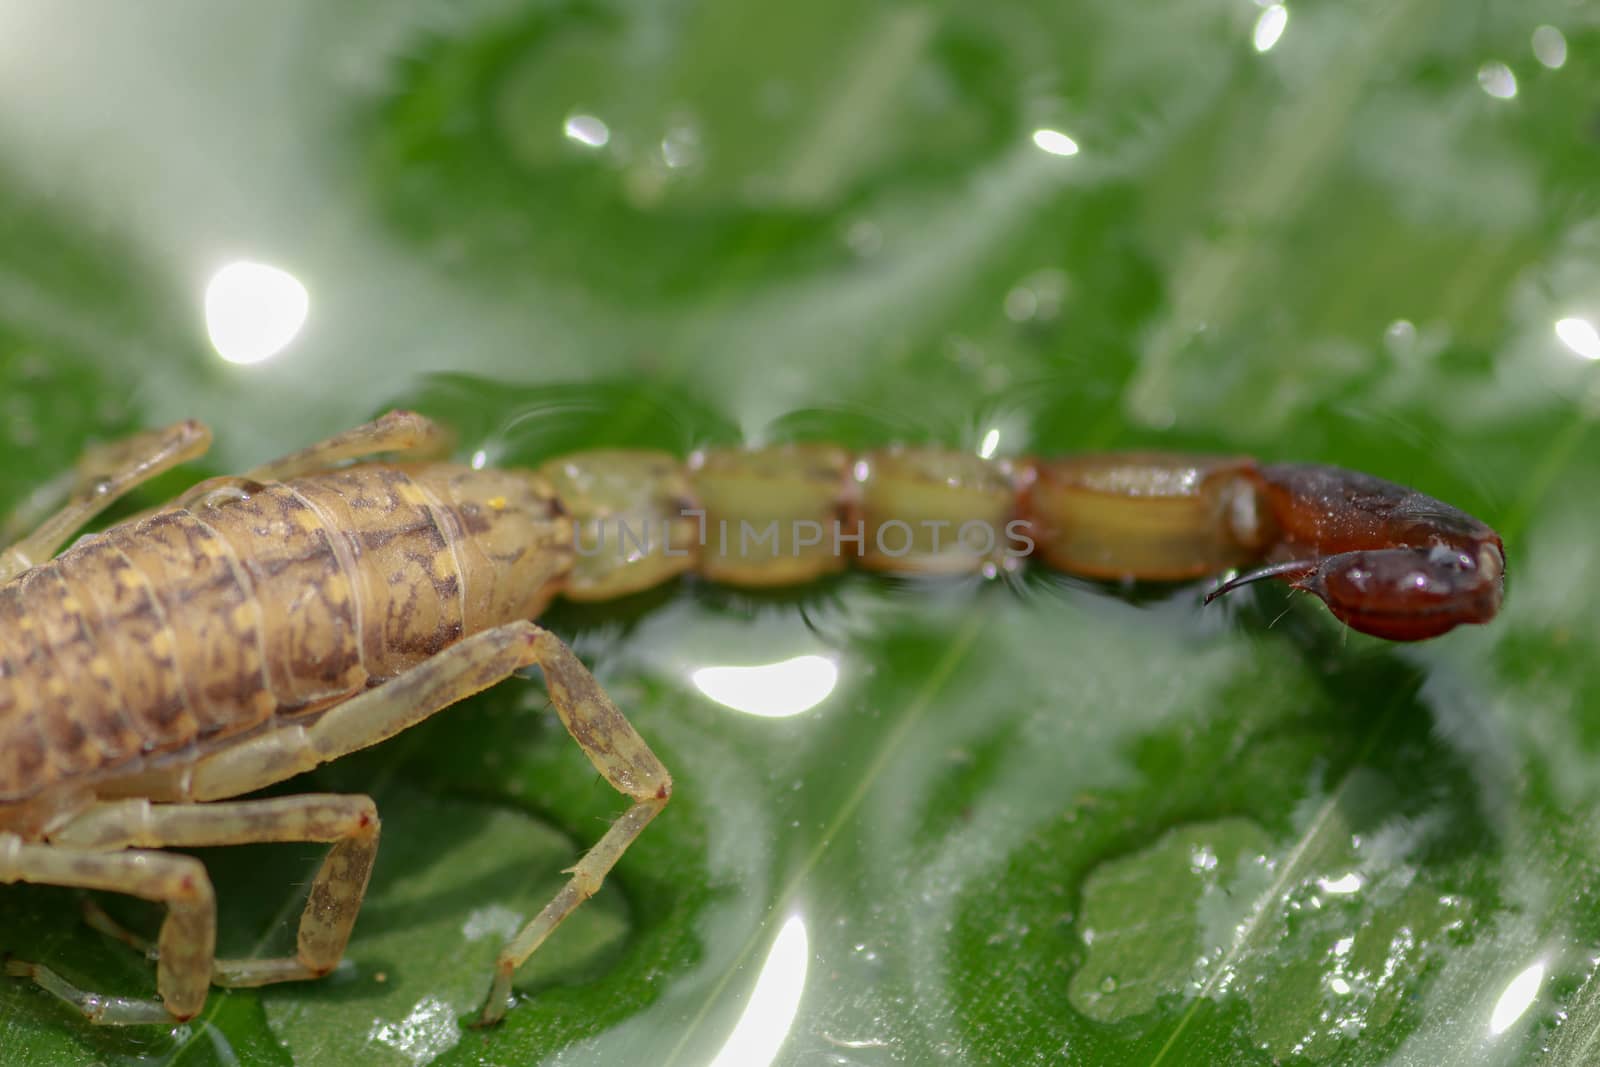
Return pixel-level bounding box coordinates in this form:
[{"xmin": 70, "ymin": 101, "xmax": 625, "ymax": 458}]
[{"xmin": 0, "ymin": 464, "xmax": 573, "ymax": 803}]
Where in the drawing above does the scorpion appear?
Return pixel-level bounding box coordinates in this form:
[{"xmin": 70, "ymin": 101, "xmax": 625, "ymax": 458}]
[{"xmin": 0, "ymin": 411, "xmax": 1504, "ymax": 1026}]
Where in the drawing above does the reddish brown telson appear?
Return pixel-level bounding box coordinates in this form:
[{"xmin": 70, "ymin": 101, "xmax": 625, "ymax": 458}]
[{"xmin": 0, "ymin": 413, "xmax": 1504, "ymax": 1026}]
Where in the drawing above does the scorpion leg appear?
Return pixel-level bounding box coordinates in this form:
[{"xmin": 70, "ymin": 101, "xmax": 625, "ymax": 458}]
[
  {"xmin": 81, "ymin": 896, "xmax": 158, "ymax": 953},
  {"xmin": 242, "ymin": 409, "xmax": 450, "ymax": 482},
  {"xmin": 0, "ymin": 834, "xmax": 215, "ymax": 1023},
  {"xmin": 474, "ymin": 627, "xmax": 671, "ymax": 1026},
  {"xmin": 48, "ymin": 794, "xmax": 380, "ymax": 988},
  {"xmin": 167, "ymin": 409, "xmax": 451, "ymax": 513},
  {"xmin": 172, "ymin": 621, "xmax": 669, "ymax": 1027},
  {"xmin": 0, "ymin": 420, "xmax": 212, "ymax": 582}
]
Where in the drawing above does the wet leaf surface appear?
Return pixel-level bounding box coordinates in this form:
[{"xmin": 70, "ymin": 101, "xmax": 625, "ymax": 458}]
[{"xmin": 1, "ymin": 2, "xmax": 1598, "ymax": 1064}]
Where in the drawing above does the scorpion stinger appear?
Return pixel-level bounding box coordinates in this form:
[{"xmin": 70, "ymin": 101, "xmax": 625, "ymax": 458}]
[{"xmin": 1203, "ymin": 559, "xmax": 1317, "ymax": 605}]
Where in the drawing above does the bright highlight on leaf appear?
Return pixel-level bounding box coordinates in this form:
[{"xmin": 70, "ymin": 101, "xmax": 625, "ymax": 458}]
[
  {"xmin": 204, "ymin": 261, "xmax": 309, "ymax": 365},
  {"xmin": 1532, "ymin": 25, "xmax": 1567, "ymax": 70},
  {"xmin": 706, "ymin": 915, "xmax": 809, "ymax": 1067},
  {"xmin": 563, "ymin": 113, "xmax": 610, "ymax": 148},
  {"xmin": 1476, "ymin": 61, "xmax": 1517, "ymax": 100},
  {"xmin": 1488, "ymin": 959, "xmax": 1545, "ymax": 1036},
  {"xmin": 365, "ymin": 995, "xmax": 459, "ymax": 1065},
  {"xmin": 1316, "ymin": 872, "xmax": 1362, "ymax": 895},
  {"xmin": 1555, "ymin": 317, "xmax": 1600, "ymax": 361},
  {"xmin": 1252, "ymin": 4, "xmax": 1288, "ymax": 53},
  {"xmin": 691, "ymin": 655, "xmax": 839, "ymax": 717},
  {"xmin": 1031, "ymin": 128, "xmax": 1079, "ymax": 157}
]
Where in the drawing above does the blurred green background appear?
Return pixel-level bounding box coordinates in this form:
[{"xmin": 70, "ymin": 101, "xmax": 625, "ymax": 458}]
[{"xmin": 1, "ymin": 1, "xmax": 1598, "ymax": 1064}]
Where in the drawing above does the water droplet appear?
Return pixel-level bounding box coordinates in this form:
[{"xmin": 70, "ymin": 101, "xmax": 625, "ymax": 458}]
[
  {"xmin": 1069, "ymin": 819, "xmax": 1274, "ymax": 1022},
  {"xmin": 660, "ymin": 119, "xmax": 702, "ymax": 170},
  {"xmin": 1384, "ymin": 319, "xmax": 1417, "ymax": 354},
  {"xmin": 1316, "ymin": 872, "xmax": 1364, "ymax": 895},
  {"xmin": 1532, "ymin": 25, "xmax": 1567, "ymax": 70},
  {"xmin": 1003, "ymin": 286, "xmax": 1037, "ymax": 323},
  {"xmin": 1004, "ymin": 268, "xmax": 1069, "ymax": 324},
  {"xmin": 845, "ymin": 219, "xmax": 883, "ymax": 258},
  {"xmin": 462, "ymin": 904, "xmax": 524, "ymax": 942},
  {"xmin": 366, "ymin": 996, "xmax": 462, "ymax": 1065},
  {"xmin": 1476, "ymin": 61, "xmax": 1517, "ymax": 100},
  {"xmin": 1555, "ymin": 317, "xmax": 1600, "ymax": 361},
  {"xmin": 1252, "ymin": 4, "xmax": 1288, "ymax": 53},
  {"xmin": 1031, "ymin": 128, "xmax": 1079, "ymax": 157},
  {"xmin": 562, "ymin": 112, "xmax": 610, "ymax": 149}
]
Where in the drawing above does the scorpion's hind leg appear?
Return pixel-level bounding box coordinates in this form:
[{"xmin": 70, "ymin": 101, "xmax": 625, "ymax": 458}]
[
  {"xmin": 3, "ymin": 956, "xmax": 177, "ymax": 1025},
  {"xmin": 241, "ymin": 409, "xmax": 451, "ymax": 482},
  {"xmin": 48, "ymin": 794, "xmax": 381, "ymax": 989},
  {"xmin": 475, "ymin": 628, "xmax": 672, "ymax": 1026},
  {"xmin": 0, "ymin": 834, "xmax": 216, "ymax": 1023},
  {"xmin": 135, "ymin": 621, "xmax": 668, "ymax": 1027},
  {"xmin": 0, "ymin": 420, "xmax": 212, "ymax": 582}
]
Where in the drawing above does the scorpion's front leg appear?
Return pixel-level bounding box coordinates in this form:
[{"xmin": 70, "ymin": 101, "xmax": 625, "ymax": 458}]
[
  {"xmin": 241, "ymin": 409, "xmax": 450, "ymax": 482},
  {"xmin": 0, "ymin": 420, "xmax": 211, "ymax": 582},
  {"xmin": 171, "ymin": 409, "xmax": 452, "ymax": 511}
]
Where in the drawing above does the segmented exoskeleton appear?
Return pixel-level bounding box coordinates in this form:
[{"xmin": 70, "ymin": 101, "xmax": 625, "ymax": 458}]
[{"xmin": 0, "ymin": 412, "xmax": 1504, "ymax": 1027}]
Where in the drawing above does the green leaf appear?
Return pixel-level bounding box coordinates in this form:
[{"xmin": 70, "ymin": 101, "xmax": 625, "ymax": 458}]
[{"xmin": 2, "ymin": 2, "xmax": 1598, "ymax": 1065}]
